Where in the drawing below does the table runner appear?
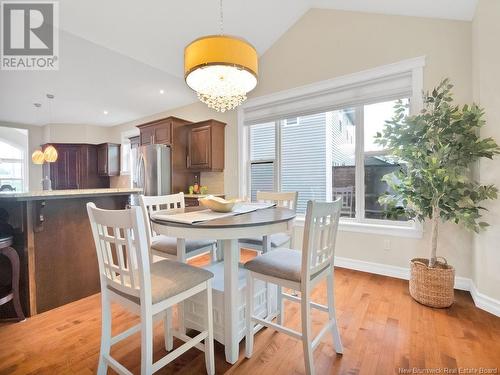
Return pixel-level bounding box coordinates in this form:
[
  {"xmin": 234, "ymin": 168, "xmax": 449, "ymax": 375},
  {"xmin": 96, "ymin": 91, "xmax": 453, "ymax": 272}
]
[{"xmin": 151, "ymin": 202, "xmax": 276, "ymax": 224}]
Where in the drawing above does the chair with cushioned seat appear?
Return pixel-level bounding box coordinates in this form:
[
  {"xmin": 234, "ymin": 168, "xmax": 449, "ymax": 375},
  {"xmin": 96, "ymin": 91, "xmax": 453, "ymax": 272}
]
[
  {"xmin": 139, "ymin": 193, "xmax": 216, "ymax": 262},
  {"xmin": 87, "ymin": 203, "xmax": 215, "ymax": 375},
  {"xmin": 239, "ymin": 191, "xmax": 298, "ymax": 253},
  {"xmin": 244, "ymin": 199, "xmax": 343, "ymax": 375}
]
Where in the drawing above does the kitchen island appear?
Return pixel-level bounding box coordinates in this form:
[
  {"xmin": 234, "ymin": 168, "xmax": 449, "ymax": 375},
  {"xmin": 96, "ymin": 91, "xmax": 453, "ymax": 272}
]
[{"xmin": 0, "ymin": 188, "xmax": 141, "ymax": 316}]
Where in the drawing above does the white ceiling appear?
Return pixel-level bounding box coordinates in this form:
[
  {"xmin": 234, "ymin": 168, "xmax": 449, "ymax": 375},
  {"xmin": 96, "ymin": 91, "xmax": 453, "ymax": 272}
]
[
  {"xmin": 312, "ymin": 0, "xmax": 478, "ymax": 21},
  {"xmin": 0, "ymin": 0, "xmax": 478, "ymax": 127}
]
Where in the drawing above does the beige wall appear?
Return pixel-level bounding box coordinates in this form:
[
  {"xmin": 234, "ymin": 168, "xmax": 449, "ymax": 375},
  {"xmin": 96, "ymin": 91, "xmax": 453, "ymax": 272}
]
[
  {"xmin": 43, "ymin": 124, "xmax": 114, "ymax": 144},
  {"xmin": 251, "ymin": 9, "xmax": 474, "ymax": 278},
  {"xmin": 472, "ymin": 0, "xmax": 500, "ymax": 300},
  {"xmin": 252, "ymin": 9, "xmax": 472, "ymax": 104}
]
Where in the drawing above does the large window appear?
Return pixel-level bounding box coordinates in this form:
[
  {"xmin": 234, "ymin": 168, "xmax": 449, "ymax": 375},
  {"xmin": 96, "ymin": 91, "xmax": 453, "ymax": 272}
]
[
  {"xmin": 248, "ymin": 98, "xmax": 409, "ymax": 223},
  {"xmin": 242, "ymin": 57, "xmax": 425, "ymax": 235},
  {"xmin": 0, "ymin": 140, "xmax": 25, "ymax": 191}
]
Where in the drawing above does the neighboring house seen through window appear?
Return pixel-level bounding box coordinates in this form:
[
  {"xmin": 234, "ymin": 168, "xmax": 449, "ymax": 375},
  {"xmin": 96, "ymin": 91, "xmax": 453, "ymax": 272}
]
[{"xmin": 248, "ymin": 98, "xmax": 409, "ymax": 222}]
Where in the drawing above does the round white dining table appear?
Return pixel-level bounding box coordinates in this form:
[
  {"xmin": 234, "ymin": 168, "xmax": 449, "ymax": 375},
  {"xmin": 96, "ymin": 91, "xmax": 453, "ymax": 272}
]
[{"xmin": 151, "ymin": 206, "xmax": 296, "ymax": 364}]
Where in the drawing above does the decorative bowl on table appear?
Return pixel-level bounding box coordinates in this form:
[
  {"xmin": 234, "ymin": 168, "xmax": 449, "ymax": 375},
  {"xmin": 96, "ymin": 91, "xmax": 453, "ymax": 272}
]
[{"xmin": 198, "ymin": 195, "xmax": 239, "ymax": 213}]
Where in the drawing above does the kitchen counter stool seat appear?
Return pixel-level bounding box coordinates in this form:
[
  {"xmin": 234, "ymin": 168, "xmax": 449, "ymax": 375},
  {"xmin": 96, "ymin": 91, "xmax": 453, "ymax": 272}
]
[
  {"xmin": 151, "ymin": 235, "xmax": 215, "ymax": 257},
  {"xmin": 107, "ymin": 259, "xmax": 213, "ymax": 304},
  {"xmin": 238, "ymin": 232, "xmax": 291, "ymax": 249},
  {"xmin": 245, "ymin": 199, "xmax": 344, "ymax": 375},
  {"xmin": 87, "ymin": 203, "xmax": 215, "ymax": 375},
  {"xmin": 0, "ymin": 234, "xmax": 25, "ymax": 322},
  {"xmin": 140, "ymin": 193, "xmax": 217, "ymax": 262},
  {"xmin": 239, "ymin": 191, "xmax": 298, "ymax": 253}
]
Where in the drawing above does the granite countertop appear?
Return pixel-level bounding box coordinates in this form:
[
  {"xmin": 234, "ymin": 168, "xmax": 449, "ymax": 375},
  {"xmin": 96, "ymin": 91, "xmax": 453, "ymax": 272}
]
[
  {"xmin": 183, "ymin": 193, "xmax": 225, "ymax": 198},
  {"xmin": 0, "ymin": 188, "xmax": 142, "ymax": 201}
]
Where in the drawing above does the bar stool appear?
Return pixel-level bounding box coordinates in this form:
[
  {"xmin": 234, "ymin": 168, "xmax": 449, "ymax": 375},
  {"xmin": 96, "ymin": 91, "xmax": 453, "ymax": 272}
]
[
  {"xmin": 0, "ymin": 234, "xmax": 25, "ymax": 321},
  {"xmin": 87, "ymin": 203, "xmax": 215, "ymax": 375},
  {"xmin": 244, "ymin": 199, "xmax": 343, "ymax": 375}
]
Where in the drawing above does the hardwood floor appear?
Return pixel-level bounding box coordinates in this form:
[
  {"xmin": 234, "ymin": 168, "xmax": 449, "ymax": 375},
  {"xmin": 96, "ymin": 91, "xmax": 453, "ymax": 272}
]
[{"xmin": 1, "ymin": 250, "xmax": 499, "ymax": 375}]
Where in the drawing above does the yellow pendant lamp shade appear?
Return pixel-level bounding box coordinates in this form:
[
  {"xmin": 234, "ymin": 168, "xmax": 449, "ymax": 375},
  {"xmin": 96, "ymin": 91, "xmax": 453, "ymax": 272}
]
[
  {"xmin": 31, "ymin": 150, "xmax": 45, "ymax": 165},
  {"xmin": 184, "ymin": 35, "xmax": 258, "ymax": 112},
  {"xmin": 43, "ymin": 145, "xmax": 58, "ymax": 163}
]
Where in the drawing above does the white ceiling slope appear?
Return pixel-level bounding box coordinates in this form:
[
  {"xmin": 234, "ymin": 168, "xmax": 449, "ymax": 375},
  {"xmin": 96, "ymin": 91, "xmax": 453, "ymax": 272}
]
[
  {"xmin": 312, "ymin": 0, "xmax": 478, "ymax": 21},
  {"xmin": 0, "ymin": 0, "xmax": 478, "ymax": 127},
  {"xmin": 0, "ymin": 31, "xmax": 196, "ymax": 126},
  {"xmin": 58, "ymin": 0, "xmax": 310, "ymax": 77}
]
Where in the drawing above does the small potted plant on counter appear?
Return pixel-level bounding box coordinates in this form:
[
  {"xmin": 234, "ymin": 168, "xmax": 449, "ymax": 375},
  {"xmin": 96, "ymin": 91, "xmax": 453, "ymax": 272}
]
[{"xmin": 375, "ymin": 79, "xmax": 500, "ymax": 308}]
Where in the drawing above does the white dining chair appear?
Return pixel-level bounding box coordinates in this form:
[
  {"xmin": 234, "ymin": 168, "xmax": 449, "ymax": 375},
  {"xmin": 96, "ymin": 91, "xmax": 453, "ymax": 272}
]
[
  {"xmin": 332, "ymin": 186, "xmax": 354, "ymax": 217},
  {"xmin": 139, "ymin": 193, "xmax": 217, "ymax": 262},
  {"xmin": 244, "ymin": 199, "xmax": 343, "ymax": 375},
  {"xmin": 87, "ymin": 203, "xmax": 215, "ymax": 375},
  {"xmin": 239, "ymin": 191, "xmax": 298, "ymax": 252}
]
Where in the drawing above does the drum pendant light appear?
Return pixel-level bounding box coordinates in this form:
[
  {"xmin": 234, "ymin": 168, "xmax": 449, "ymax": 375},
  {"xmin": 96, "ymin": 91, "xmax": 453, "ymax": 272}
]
[{"xmin": 184, "ymin": 0, "xmax": 258, "ymax": 112}]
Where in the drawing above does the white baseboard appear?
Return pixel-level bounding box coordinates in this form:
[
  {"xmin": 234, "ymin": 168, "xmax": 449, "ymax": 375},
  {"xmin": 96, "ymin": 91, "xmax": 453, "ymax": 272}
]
[
  {"xmin": 334, "ymin": 256, "xmax": 500, "ymax": 317},
  {"xmin": 469, "ymin": 282, "xmax": 500, "ymax": 317}
]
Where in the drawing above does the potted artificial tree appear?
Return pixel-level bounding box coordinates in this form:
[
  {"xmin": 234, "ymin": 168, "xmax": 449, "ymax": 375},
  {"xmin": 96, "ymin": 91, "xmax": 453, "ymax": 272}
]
[{"xmin": 376, "ymin": 79, "xmax": 499, "ymax": 308}]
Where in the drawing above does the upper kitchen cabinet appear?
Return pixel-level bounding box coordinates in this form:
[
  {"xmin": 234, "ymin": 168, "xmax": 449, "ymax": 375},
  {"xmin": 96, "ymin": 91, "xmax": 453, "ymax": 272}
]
[
  {"xmin": 137, "ymin": 116, "xmax": 191, "ymax": 146},
  {"xmin": 187, "ymin": 120, "xmax": 226, "ymax": 171},
  {"xmin": 42, "ymin": 144, "xmax": 109, "ymax": 190},
  {"xmin": 97, "ymin": 143, "xmax": 121, "ymax": 176}
]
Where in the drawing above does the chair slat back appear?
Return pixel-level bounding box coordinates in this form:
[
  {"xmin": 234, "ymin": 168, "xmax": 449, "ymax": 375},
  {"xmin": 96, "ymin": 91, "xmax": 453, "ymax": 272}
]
[
  {"xmin": 256, "ymin": 191, "xmax": 298, "ymax": 211},
  {"xmin": 332, "ymin": 186, "xmax": 354, "ymax": 217},
  {"xmin": 87, "ymin": 203, "xmax": 151, "ymax": 300},
  {"xmin": 301, "ymin": 199, "xmax": 342, "ymax": 279},
  {"xmin": 139, "ymin": 193, "xmax": 185, "ymax": 244}
]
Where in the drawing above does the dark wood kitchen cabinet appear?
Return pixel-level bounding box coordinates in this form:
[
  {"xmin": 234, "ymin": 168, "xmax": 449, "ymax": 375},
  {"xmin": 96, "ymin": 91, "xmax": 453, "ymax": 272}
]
[
  {"xmin": 187, "ymin": 120, "xmax": 226, "ymax": 171},
  {"xmin": 42, "ymin": 144, "xmax": 109, "ymax": 190},
  {"xmin": 97, "ymin": 143, "xmax": 120, "ymax": 176},
  {"xmin": 137, "ymin": 116, "xmax": 191, "ymax": 146},
  {"xmin": 137, "ymin": 116, "xmax": 194, "ymax": 193}
]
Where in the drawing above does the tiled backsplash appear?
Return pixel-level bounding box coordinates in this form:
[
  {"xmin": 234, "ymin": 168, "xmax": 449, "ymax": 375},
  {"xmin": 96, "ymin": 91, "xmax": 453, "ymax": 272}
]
[
  {"xmin": 200, "ymin": 172, "xmax": 224, "ymax": 194},
  {"xmin": 110, "ymin": 172, "xmax": 224, "ymax": 195}
]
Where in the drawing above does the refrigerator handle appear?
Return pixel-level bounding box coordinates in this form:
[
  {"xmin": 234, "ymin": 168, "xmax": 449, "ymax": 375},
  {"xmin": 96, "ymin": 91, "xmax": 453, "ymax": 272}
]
[
  {"xmin": 134, "ymin": 152, "xmax": 140, "ymax": 186},
  {"xmin": 138, "ymin": 153, "xmax": 145, "ymax": 193}
]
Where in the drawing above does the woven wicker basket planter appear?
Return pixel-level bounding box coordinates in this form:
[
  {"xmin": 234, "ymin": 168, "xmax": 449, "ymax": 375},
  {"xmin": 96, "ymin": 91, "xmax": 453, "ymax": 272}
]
[{"xmin": 409, "ymin": 257, "xmax": 455, "ymax": 308}]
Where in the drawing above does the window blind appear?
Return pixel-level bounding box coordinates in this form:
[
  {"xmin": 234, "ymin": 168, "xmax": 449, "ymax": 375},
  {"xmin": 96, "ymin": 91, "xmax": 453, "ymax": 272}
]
[{"xmin": 243, "ymin": 71, "xmax": 413, "ymax": 125}]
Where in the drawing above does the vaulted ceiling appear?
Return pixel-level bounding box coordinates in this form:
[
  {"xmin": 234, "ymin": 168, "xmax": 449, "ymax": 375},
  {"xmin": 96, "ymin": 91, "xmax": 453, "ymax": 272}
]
[{"xmin": 0, "ymin": 0, "xmax": 478, "ymax": 126}]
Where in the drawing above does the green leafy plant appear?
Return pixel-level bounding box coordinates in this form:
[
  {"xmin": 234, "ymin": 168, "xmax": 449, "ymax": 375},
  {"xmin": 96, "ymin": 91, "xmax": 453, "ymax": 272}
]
[{"xmin": 375, "ymin": 79, "xmax": 500, "ymax": 267}]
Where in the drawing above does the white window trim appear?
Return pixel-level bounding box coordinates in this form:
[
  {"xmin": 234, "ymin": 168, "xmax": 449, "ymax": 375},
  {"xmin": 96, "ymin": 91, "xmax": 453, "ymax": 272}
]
[
  {"xmin": 120, "ymin": 128, "xmax": 140, "ymax": 179},
  {"xmin": 238, "ymin": 57, "xmax": 425, "ymax": 238}
]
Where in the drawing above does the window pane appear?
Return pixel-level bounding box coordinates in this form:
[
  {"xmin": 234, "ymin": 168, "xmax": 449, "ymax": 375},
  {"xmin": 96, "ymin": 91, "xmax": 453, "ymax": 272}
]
[
  {"xmin": 0, "ymin": 140, "xmax": 24, "ymax": 159},
  {"xmin": 0, "ymin": 162, "xmax": 23, "ymax": 178},
  {"xmin": 250, "ymin": 122, "xmax": 276, "ymax": 201},
  {"xmin": 281, "ymin": 113, "xmax": 328, "ymax": 213},
  {"xmin": 364, "ymin": 98, "xmax": 409, "ymax": 152},
  {"xmin": 0, "ymin": 179, "xmax": 22, "ymax": 191},
  {"xmin": 250, "ymin": 122, "xmax": 275, "ymax": 161},
  {"xmin": 364, "ymin": 155, "xmax": 406, "ymax": 220},
  {"xmin": 331, "ymin": 108, "xmax": 356, "ymax": 217},
  {"xmin": 250, "ymin": 162, "xmax": 274, "ymax": 201}
]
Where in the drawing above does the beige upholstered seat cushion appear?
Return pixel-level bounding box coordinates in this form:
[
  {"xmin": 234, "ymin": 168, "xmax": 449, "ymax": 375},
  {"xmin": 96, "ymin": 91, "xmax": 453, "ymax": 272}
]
[
  {"xmin": 108, "ymin": 260, "xmax": 213, "ymax": 304},
  {"xmin": 244, "ymin": 248, "xmax": 303, "ymax": 282},
  {"xmin": 239, "ymin": 233, "xmax": 290, "ymax": 248},
  {"xmin": 244, "ymin": 248, "xmax": 328, "ymax": 283},
  {"xmin": 151, "ymin": 235, "xmax": 215, "ymax": 256}
]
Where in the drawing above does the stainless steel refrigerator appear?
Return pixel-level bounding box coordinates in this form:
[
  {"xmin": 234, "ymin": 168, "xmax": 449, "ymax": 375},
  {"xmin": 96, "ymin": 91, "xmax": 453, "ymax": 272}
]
[{"xmin": 134, "ymin": 144, "xmax": 171, "ymax": 196}]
